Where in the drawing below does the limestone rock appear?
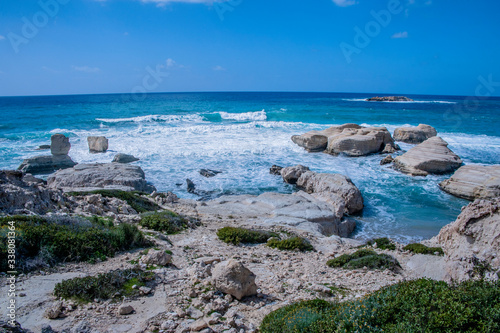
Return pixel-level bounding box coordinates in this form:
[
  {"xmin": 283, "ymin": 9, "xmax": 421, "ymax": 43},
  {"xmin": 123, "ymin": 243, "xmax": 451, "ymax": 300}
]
[
  {"xmin": 118, "ymin": 304, "xmax": 134, "ymax": 315},
  {"xmin": 291, "ymin": 123, "xmax": 361, "ymax": 152},
  {"xmin": 326, "ymin": 127, "xmax": 397, "ymax": 157},
  {"xmin": 438, "ymin": 198, "xmax": 500, "ymax": 281},
  {"xmin": 296, "ymin": 171, "xmax": 363, "ymax": 215},
  {"xmin": 47, "ymin": 163, "xmax": 156, "ymax": 193},
  {"xmin": 439, "ymin": 164, "xmax": 500, "ymax": 201},
  {"xmin": 17, "ymin": 155, "xmax": 77, "ymax": 174},
  {"xmin": 112, "ymin": 153, "xmax": 139, "ymax": 164},
  {"xmin": 269, "ymin": 165, "xmax": 283, "ymax": 175},
  {"xmin": 394, "ymin": 137, "xmax": 462, "ymax": 176},
  {"xmin": 87, "ymin": 136, "xmax": 109, "ymax": 153},
  {"xmin": 51, "ymin": 134, "xmax": 71, "ymax": 155},
  {"xmin": 199, "ymin": 169, "xmax": 222, "ymax": 178},
  {"xmin": 36, "ymin": 144, "xmax": 51, "ymax": 150},
  {"xmin": 281, "ymin": 165, "xmax": 310, "ymax": 184},
  {"xmin": 380, "ymin": 155, "xmax": 394, "ymax": 165},
  {"xmin": 212, "ymin": 260, "xmax": 258, "ymax": 300},
  {"xmin": 44, "ymin": 301, "xmax": 64, "ymax": 319},
  {"xmin": 0, "ymin": 170, "xmax": 69, "ymax": 215},
  {"xmin": 142, "ymin": 249, "xmax": 172, "ymax": 266},
  {"xmin": 393, "ymin": 124, "xmax": 438, "ymax": 144}
]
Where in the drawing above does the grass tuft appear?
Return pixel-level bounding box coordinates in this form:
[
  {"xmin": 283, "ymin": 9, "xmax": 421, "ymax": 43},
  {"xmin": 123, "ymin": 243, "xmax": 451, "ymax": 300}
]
[
  {"xmin": 140, "ymin": 210, "xmax": 197, "ymax": 234},
  {"xmin": 216, "ymin": 227, "xmax": 278, "ymax": 245},
  {"xmin": 403, "ymin": 243, "xmax": 444, "ymax": 255},
  {"xmin": 54, "ymin": 269, "xmax": 154, "ymax": 302},
  {"xmin": 267, "ymin": 236, "xmax": 314, "ymax": 252},
  {"xmin": 327, "ymin": 249, "xmax": 400, "ymax": 271}
]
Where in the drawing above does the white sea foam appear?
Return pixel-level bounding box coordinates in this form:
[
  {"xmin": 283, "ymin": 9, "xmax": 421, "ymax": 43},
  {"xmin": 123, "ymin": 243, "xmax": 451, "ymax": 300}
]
[
  {"xmin": 343, "ymin": 98, "xmax": 457, "ymax": 104},
  {"xmin": 96, "ymin": 114, "xmax": 206, "ymax": 123},
  {"xmin": 218, "ymin": 110, "xmax": 267, "ymax": 121}
]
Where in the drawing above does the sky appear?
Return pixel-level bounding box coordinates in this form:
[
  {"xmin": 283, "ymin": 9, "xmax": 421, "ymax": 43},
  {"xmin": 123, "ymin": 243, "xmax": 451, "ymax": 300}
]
[{"xmin": 0, "ymin": 0, "xmax": 499, "ymax": 97}]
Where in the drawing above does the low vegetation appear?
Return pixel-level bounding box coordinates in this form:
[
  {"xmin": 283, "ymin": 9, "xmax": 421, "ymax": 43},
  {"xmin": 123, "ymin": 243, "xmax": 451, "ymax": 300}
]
[
  {"xmin": 0, "ymin": 215, "xmax": 151, "ymax": 272},
  {"xmin": 267, "ymin": 236, "xmax": 314, "ymax": 252},
  {"xmin": 67, "ymin": 189, "xmax": 160, "ymax": 213},
  {"xmin": 327, "ymin": 249, "xmax": 400, "ymax": 271},
  {"xmin": 261, "ymin": 278, "xmax": 500, "ymax": 332},
  {"xmin": 217, "ymin": 227, "xmax": 278, "ymax": 245},
  {"xmin": 366, "ymin": 237, "xmax": 396, "ymax": 250},
  {"xmin": 403, "ymin": 243, "xmax": 444, "ymax": 255},
  {"xmin": 54, "ymin": 269, "xmax": 155, "ymax": 302},
  {"xmin": 140, "ymin": 210, "xmax": 196, "ymax": 234}
]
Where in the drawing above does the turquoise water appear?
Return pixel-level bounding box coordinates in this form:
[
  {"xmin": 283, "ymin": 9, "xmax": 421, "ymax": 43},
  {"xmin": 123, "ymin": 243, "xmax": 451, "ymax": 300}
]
[{"xmin": 1, "ymin": 92, "xmax": 499, "ymax": 242}]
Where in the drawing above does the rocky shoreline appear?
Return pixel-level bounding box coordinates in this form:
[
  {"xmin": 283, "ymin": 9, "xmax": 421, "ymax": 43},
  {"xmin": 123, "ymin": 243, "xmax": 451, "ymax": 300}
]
[{"xmin": 1, "ymin": 127, "xmax": 499, "ymax": 333}]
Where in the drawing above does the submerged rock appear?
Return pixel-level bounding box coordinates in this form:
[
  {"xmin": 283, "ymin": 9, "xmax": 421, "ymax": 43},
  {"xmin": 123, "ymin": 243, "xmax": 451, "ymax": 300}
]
[
  {"xmin": 87, "ymin": 136, "xmax": 109, "ymax": 153},
  {"xmin": 394, "ymin": 137, "xmax": 462, "ymax": 176},
  {"xmin": 212, "ymin": 260, "xmax": 258, "ymax": 300},
  {"xmin": 380, "ymin": 155, "xmax": 394, "ymax": 165},
  {"xmin": 199, "ymin": 169, "xmax": 222, "ymax": 178},
  {"xmin": 47, "ymin": 163, "xmax": 156, "ymax": 193},
  {"xmin": 439, "ymin": 164, "xmax": 500, "ymax": 201},
  {"xmin": 112, "ymin": 153, "xmax": 139, "ymax": 164},
  {"xmin": 438, "ymin": 198, "xmax": 500, "ymax": 281},
  {"xmin": 393, "ymin": 124, "xmax": 438, "ymax": 144},
  {"xmin": 36, "ymin": 144, "xmax": 51, "ymax": 150}
]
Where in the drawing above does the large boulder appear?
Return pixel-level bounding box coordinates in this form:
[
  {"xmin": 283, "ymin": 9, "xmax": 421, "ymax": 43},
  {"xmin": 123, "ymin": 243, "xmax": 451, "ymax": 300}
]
[
  {"xmin": 394, "ymin": 137, "xmax": 462, "ymax": 176},
  {"xmin": 393, "ymin": 124, "xmax": 437, "ymax": 144},
  {"xmin": 296, "ymin": 171, "xmax": 364, "ymax": 215},
  {"xmin": 17, "ymin": 155, "xmax": 77, "ymax": 174},
  {"xmin": 50, "ymin": 134, "xmax": 71, "ymax": 155},
  {"xmin": 212, "ymin": 260, "xmax": 258, "ymax": 300},
  {"xmin": 0, "ymin": 170, "xmax": 69, "ymax": 215},
  {"xmin": 438, "ymin": 198, "xmax": 500, "ymax": 281},
  {"xmin": 281, "ymin": 165, "xmax": 363, "ymax": 215},
  {"xmin": 439, "ymin": 165, "xmax": 500, "ymax": 201},
  {"xmin": 112, "ymin": 153, "xmax": 139, "ymax": 164},
  {"xmin": 47, "ymin": 163, "xmax": 156, "ymax": 193},
  {"xmin": 326, "ymin": 127, "xmax": 397, "ymax": 157},
  {"xmin": 291, "ymin": 124, "xmax": 362, "ymax": 152},
  {"xmin": 141, "ymin": 249, "xmax": 172, "ymax": 266},
  {"xmin": 88, "ymin": 136, "xmax": 109, "ymax": 153}
]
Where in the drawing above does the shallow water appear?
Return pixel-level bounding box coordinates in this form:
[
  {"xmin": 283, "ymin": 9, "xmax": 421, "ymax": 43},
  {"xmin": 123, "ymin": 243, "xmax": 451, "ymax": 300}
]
[{"xmin": 1, "ymin": 92, "xmax": 499, "ymax": 243}]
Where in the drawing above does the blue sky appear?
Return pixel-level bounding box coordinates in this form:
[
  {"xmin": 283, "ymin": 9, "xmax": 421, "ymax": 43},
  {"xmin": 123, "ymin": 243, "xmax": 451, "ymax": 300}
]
[{"xmin": 0, "ymin": 0, "xmax": 499, "ymax": 96}]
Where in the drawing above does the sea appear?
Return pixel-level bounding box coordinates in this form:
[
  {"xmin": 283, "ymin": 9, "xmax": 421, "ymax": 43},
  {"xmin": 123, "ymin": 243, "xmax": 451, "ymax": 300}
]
[{"xmin": 1, "ymin": 92, "xmax": 499, "ymax": 243}]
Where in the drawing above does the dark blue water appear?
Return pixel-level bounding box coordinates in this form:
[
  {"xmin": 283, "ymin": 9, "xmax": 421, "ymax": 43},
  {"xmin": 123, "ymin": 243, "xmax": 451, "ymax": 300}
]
[{"xmin": 1, "ymin": 92, "xmax": 499, "ymax": 242}]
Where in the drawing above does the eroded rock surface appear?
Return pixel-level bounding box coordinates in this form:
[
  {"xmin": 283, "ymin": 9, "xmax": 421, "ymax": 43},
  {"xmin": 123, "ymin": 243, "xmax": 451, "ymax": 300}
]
[
  {"xmin": 212, "ymin": 260, "xmax": 258, "ymax": 300},
  {"xmin": 438, "ymin": 198, "xmax": 500, "ymax": 281},
  {"xmin": 393, "ymin": 124, "xmax": 437, "ymax": 144},
  {"xmin": 439, "ymin": 164, "xmax": 500, "ymax": 200},
  {"xmin": 394, "ymin": 137, "xmax": 462, "ymax": 176},
  {"xmin": 47, "ymin": 163, "xmax": 156, "ymax": 193}
]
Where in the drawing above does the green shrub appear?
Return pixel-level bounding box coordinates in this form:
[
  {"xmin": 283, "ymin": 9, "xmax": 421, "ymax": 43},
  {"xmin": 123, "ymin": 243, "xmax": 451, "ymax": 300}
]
[
  {"xmin": 0, "ymin": 215, "xmax": 151, "ymax": 272},
  {"xmin": 216, "ymin": 227, "xmax": 278, "ymax": 245},
  {"xmin": 267, "ymin": 237, "xmax": 314, "ymax": 252},
  {"xmin": 261, "ymin": 279, "xmax": 500, "ymax": 333},
  {"xmin": 367, "ymin": 237, "xmax": 396, "ymax": 250},
  {"xmin": 54, "ymin": 269, "xmax": 154, "ymax": 302},
  {"xmin": 403, "ymin": 243, "xmax": 444, "ymax": 255},
  {"xmin": 139, "ymin": 210, "xmax": 193, "ymax": 234},
  {"xmin": 327, "ymin": 249, "xmax": 400, "ymax": 271},
  {"xmin": 67, "ymin": 190, "xmax": 160, "ymax": 213}
]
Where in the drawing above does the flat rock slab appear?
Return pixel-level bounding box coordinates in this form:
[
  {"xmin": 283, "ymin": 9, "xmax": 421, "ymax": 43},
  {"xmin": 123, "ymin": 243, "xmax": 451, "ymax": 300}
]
[
  {"xmin": 196, "ymin": 191, "xmax": 349, "ymax": 236},
  {"xmin": 394, "ymin": 137, "xmax": 462, "ymax": 176},
  {"xmin": 439, "ymin": 164, "xmax": 500, "ymax": 200},
  {"xmin": 405, "ymin": 254, "xmax": 448, "ymax": 280},
  {"xmin": 17, "ymin": 155, "xmax": 77, "ymax": 175},
  {"xmin": 47, "ymin": 163, "xmax": 156, "ymax": 193}
]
